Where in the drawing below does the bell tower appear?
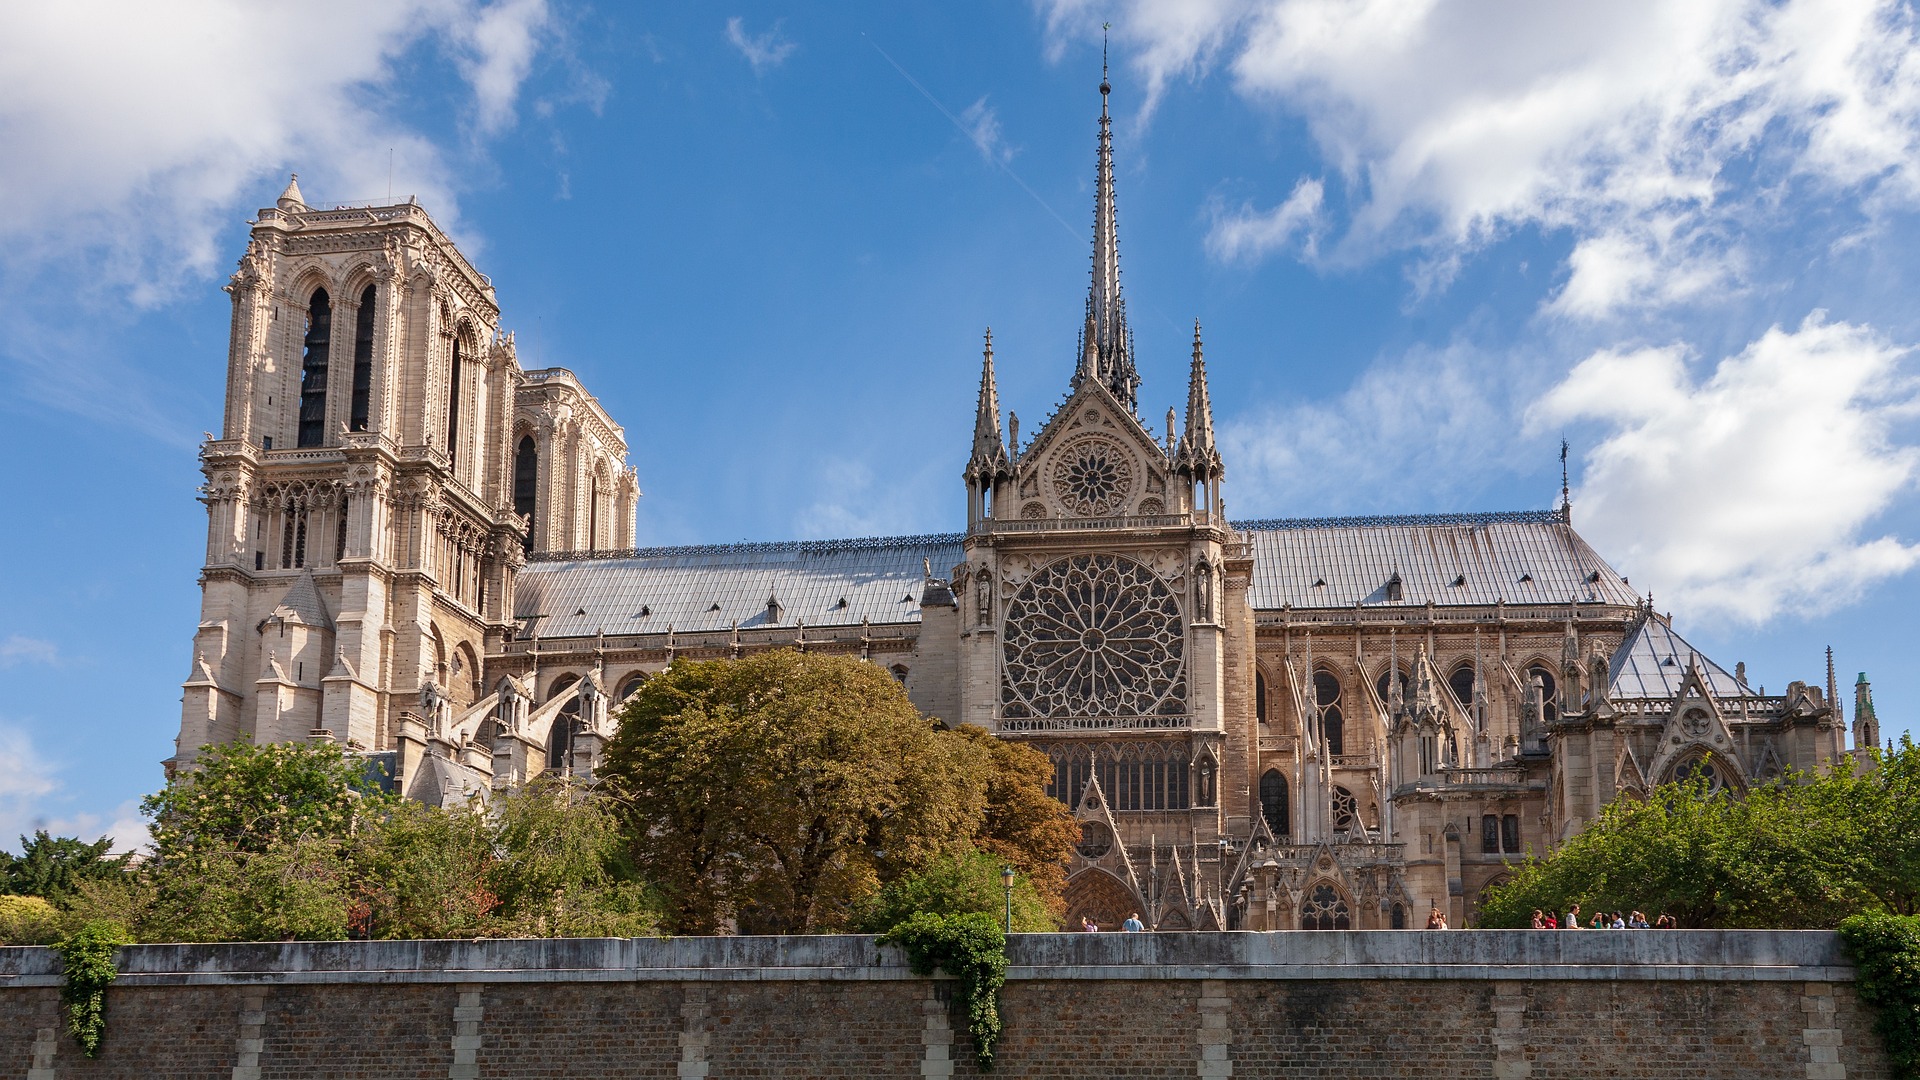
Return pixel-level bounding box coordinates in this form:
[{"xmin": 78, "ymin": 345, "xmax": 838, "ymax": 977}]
[{"xmin": 176, "ymin": 178, "xmax": 526, "ymax": 771}]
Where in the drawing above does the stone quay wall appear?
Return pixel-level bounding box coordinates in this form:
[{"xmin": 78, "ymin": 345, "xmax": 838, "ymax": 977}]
[{"xmin": 0, "ymin": 931, "xmax": 1888, "ymax": 1078}]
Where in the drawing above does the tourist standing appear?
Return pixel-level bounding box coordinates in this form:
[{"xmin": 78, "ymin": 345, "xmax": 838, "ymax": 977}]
[
  {"xmin": 1121, "ymin": 912, "xmax": 1145, "ymax": 933},
  {"xmin": 1564, "ymin": 903, "xmax": 1582, "ymax": 928}
]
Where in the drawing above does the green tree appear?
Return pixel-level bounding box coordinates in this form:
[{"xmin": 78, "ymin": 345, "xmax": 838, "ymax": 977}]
[
  {"xmin": 1480, "ymin": 741, "xmax": 1920, "ymax": 928},
  {"xmin": 854, "ymin": 849, "xmax": 1056, "ymax": 933},
  {"xmin": 0, "ymin": 832, "xmax": 131, "ymax": 902},
  {"xmin": 143, "ymin": 740, "xmax": 386, "ymax": 864},
  {"xmin": 949, "ymin": 725, "xmax": 1078, "ymax": 919},
  {"xmin": 602, "ymin": 651, "xmax": 1001, "ymax": 934}
]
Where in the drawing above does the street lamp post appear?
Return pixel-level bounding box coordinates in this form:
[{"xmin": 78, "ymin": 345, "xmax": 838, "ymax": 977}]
[{"xmin": 1001, "ymin": 864, "xmax": 1016, "ymax": 933}]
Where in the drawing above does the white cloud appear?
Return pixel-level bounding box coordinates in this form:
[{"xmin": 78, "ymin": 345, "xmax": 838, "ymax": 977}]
[
  {"xmin": 38, "ymin": 800, "xmax": 152, "ymax": 857},
  {"xmin": 1533, "ymin": 314, "xmax": 1920, "ymax": 621},
  {"xmin": 0, "ymin": 636, "xmax": 59, "ymax": 669},
  {"xmin": 0, "ymin": 723, "xmax": 62, "ymax": 850},
  {"xmin": 959, "ymin": 97, "xmax": 1014, "ymax": 165},
  {"xmin": 1206, "ymin": 176, "xmax": 1324, "ymax": 263},
  {"xmin": 1048, "ymin": 1, "xmax": 1920, "ymax": 316},
  {"xmin": 1222, "ymin": 340, "xmax": 1530, "ymax": 514},
  {"xmin": 725, "ymin": 17, "xmax": 797, "ymax": 75}
]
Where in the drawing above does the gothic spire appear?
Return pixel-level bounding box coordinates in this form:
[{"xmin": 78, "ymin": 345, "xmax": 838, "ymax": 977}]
[
  {"xmin": 969, "ymin": 329, "xmax": 1010, "ymax": 480},
  {"xmin": 1178, "ymin": 321, "xmax": 1222, "ymax": 479},
  {"xmin": 1072, "ymin": 64, "xmax": 1139, "ymax": 414}
]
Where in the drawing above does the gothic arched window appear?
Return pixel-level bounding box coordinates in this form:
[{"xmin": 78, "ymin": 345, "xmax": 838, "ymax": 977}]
[
  {"xmin": 616, "ymin": 674, "xmax": 647, "ymax": 703},
  {"xmin": 1259, "ymin": 769, "xmax": 1289, "ymax": 838},
  {"xmin": 1527, "ymin": 664, "xmax": 1559, "ymax": 724},
  {"xmin": 1448, "ymin": 663, "xmax": 1477, "ymax": 710},
  {"xmin": 1314, "ymin": 670, "xmax": 1344, "ymax": 756},
  {"xmin": 349, "ymin": 285, "xmax": 375, "ymax": 432},
  {"xmin": 513, "ymin": 435, "xmax": 538, "ymax": 528},
  {"xmin": 297, "ymin": 289, "xmax": 332, "ymax": 448},
  {"xmin": 1300, "ymin": 883, "xmax": 1351, "ymax": 930},
  {"xmin": 547, "ymin": 674, "xmax": 580, "ymax": 771},
  {"xmin": 1482, "ymin": 814, "xmax": 1500, "ymax": 853},
  {"xmin": 1255, "ymin": 670, "xmax": 1268, "ymax": 725},
  {"xmin": 445, "ymin": 336, "xmax": 463, "ymax": 459}
]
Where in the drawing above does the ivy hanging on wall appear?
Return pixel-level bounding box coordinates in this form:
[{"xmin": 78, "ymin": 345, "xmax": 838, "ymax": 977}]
[
  {"xmin": 55, "ymin": 921, "xmax": 125, "ymax": 1058},
  {"xmin": 1841, "ymin": 913, "xmax": 1920, "ymax": 1079},
  {"xmin": 880, "ymin": 912, "xmax": 1008, "ymax": 1070}
]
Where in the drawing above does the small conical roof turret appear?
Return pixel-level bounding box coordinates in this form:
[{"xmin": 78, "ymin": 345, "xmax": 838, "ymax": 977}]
[
  {"xmin": 1178, "ymin": 321, "xmax": 1222, "ymax": 479},
  {"xmin": 276, "ymin": 173, "xmax": 308, "ymax": 212},
  {"xmin": 968, "ymin": 329, "xmax": 1010, "ymax": 481}
]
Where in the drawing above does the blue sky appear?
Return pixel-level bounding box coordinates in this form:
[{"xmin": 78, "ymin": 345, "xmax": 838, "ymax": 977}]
[{"xmin": 2, "ymin": 1, "xmax": 1917, "ymax": 849}]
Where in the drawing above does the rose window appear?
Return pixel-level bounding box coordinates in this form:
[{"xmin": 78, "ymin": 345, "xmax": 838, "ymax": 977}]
[
  {"xmin": 1001, "ymin": 554, "xmax": 1185, "ymax": 721},
  {"xmin": 1051, "ymin": 437, "xmax": 1134, "ymax": 516}
]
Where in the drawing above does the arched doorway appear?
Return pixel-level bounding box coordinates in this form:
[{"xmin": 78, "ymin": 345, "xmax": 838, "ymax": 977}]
[{"xmin": 1063, "ymin": 869, "xmax": 1143, "ymax": 932}]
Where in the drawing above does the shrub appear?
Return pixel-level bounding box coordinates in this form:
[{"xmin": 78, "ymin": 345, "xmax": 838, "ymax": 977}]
[
  {"xmin": 1840, "ymin": 913, "xmax": 1920, "ymax": 1079},
  {"xmin": 0, "ymin": 895, "xmax": 63, "ymax": 945},
  {"xmin": 854, "ymin": 849, "xmax": 1056, "ymax": 933},
  {"xmin": 55, "ymin": 920, "xmax": 125, "ymax": 1057}
]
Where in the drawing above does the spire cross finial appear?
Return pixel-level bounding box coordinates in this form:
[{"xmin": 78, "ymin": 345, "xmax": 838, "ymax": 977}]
[{"xmin": 1102, "ymin": 23, "xmax": 1111, "ymax": 91}]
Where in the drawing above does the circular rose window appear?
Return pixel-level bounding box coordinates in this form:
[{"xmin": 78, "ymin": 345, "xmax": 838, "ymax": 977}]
[
  {"xmin": 1051, "ymin": 436, "xmax": 1134, "ymax": 516},
  {"xmin": 1001, "ymin": 553, "xmax": 1186, "ymax": 721}
]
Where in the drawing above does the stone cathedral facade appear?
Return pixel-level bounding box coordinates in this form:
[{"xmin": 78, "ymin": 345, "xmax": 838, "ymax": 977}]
[{"xmin": 177, "ymin": 80, "xmax": 1883, "ymax": 929}]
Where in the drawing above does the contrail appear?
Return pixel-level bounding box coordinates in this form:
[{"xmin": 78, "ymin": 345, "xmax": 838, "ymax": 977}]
[{"xmin": 862, "ymin": 33, "xmax": 1083, "ymax": 245}]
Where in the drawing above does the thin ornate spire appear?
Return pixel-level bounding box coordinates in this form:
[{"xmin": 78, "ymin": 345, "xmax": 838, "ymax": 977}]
[
  {"xmin": 1559, "ymin": 438, "xmax": 1572, "ymax": 520},
  {"xmin": 1073, "ymin": 55, "xmax": 1139, "ymax": 413},
  {"xmin": 1178, "ymin": 320, "xmax": 1222, "ymax": 479},
  {"xmin": 969, "ymin": 328, "xmax": 1009, "ymax": 480}
]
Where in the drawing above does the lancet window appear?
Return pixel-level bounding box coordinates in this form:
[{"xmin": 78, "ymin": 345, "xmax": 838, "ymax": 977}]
[
  {"xmin": 1314, "ymin": 670, "xmax": 1344, "ymax": 756},
  {"xmin": 297, "ymin": 289, "xmax": 331, "ymax": 448},
  {"xmin": 1259, "ymin": 769, "xmax": 1290, "ymax": 838},
  {"xmin": 1299, "ymin": 883, "xmax": 1350, "ymax": 930},
  {"xmin": 513, "ymin": 436, "xmax": 538, "ymax": 529},
  {"xmin": 349, "ymin": 285, "xmax": 375, "ymax": 432},
  {"xmin": 1526, "ymin": 664, "xmax": 1559, "ymax": 724},
  {"xmin": 446, "ymin": 336, "xmax": 463, "ymax": 463},
  {"xmin": 1042, "ymin": 741, "xmax": 1191, "ymax": 812},
  {"xmin": 547, "ymin": 674, "xmax": 580, "ymax": 771},
  {"xmin": 1255, "ymin": 670, "xmax": 1268, "ymax": 725}
]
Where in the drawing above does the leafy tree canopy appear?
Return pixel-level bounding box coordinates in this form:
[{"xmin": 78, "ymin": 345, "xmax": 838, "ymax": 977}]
[
  {"xmin": 854, "ymin": 848, "xmax": 1056, "ymax": 934},
  {"xmin": 0, "ymin": 832, "xmax": 130, "ymax": 902},
  {"xmin": 600, "ymin": 650, "xmax": 1073, "ymax": 934},
  {"xmin": 1481, "ymin": 737, "xmax": 1920, "ymax": 928}
]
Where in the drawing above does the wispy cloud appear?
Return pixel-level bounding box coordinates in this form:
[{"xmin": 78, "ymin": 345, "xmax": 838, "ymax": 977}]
[
  {"xmin": 958, "ymin": 97, "xmax": 1015, "ymax": 165},
  {"xmin": 1532, "ymin": 314, "xmax": 1920, "ymax": 621},
  {"xmin": 0, "ymin": 636, "xmax": 59, "ymax": 669},
  {"xmin": 1206, "ymin": 177, "xmax": 1325, "ymax": 263},
  {"xmin": 1053, "ymin": 1, "xmax": 1920, "ymax": 317},
  {"xmin": 726, "ymin": 16, "xmax": 797, "ymax": 75}
]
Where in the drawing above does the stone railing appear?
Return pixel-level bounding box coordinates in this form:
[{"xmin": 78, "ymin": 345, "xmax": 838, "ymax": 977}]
[
  {"xmin": 971, "ymin": 514, "xmax": 1194, "ymax": 536},
  {"xmin": 997, "ymin": 714, "xmax": 1191, "ymax": 733}
]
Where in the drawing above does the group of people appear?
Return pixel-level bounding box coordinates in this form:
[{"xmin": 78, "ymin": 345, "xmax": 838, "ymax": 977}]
[
  {"xmin": 1530, "ymin": 905, "xmax": 1679, "ymax": 929},
  {"xmin": 1081, "ymin": 912, "xmax": 1148, "ymax": 932}
]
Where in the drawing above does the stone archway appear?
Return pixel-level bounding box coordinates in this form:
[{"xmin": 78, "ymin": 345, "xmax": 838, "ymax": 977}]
[{"xmin": 1063, "ymin": 868, "xmax": 1143, "ymax": 932}]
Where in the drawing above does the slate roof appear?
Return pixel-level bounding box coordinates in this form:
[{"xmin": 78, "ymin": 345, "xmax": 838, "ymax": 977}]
[
  {"xmin": 515, "ymin": 534, "xmax": 966, "ymax": 639},
  {"xmin": 1239, "ymin": 510, "xmax": 1638, "ymax": 610},
  {"xmin": 269, "ymin": 569, "xmax": 332, "ymax": 628},
  {"xmin": 515, "ymin": 510, "xmax": 1639, "ymax": 639},
  {"xmin": 1607, "ymin": 615, "xmax": 1751, "ymax": 699}
]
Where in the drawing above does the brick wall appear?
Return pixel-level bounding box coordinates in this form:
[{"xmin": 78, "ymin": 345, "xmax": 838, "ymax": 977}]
[{"xmin": 0, "ymin": 933, "xmax": 1889, "ymax": 1078}]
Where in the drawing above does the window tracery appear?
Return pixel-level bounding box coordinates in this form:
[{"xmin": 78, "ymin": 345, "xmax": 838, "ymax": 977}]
[
  {"xmin": 1259, "ymin": 769, "xmax": 1290, "ymax": 837},
  {"xmin": 349, "ymin": 285, "xmax": 375, "ymax": 432},
  {"xmin": 1042, "ymin": 739, "xmax": 1192, "ymax": 812},
  {"xmin": 1299, "ymin": 883, "xmax": 1351, "ymax": 930},
  {"xmin": 1050, "ymin": 436, "xmax": 1134, "ymax": 516},
  {"xmin": 1001, "ymin": 553, "xmax": 1185, "ymax": 723},
  {"xmin": 1331, "ymin": 785, "xmax": 1358, "ymax": 832},
  {"xmin": 1315, "ymin": 669, "xmax": 1344, "ymax": 756}
]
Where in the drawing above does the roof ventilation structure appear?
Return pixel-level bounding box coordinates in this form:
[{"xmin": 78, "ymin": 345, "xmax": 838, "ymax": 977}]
[
  {"xmin": 1311, "ymin": 577, "xmax": 1326, "ymax": 588},
  {"xmin": 637, "ymin": 606, "xmax": 650, "ymax": 617},
  {"xmin": 1450, "ymin": 574, "xmax": 1467, "ymax": 587},
  {"xmin": 1518, "ymin": 573, "xmax": 1533, "ymax": 584},
  {"xmin": 1384, "ymin": 572, "xmax": 1404, "ymax": 603},
  {"xmin": 708, "ymin": 603, "xmax": 721, "ymax": 612}
]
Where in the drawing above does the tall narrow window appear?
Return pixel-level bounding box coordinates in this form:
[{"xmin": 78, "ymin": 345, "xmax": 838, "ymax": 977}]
[
  {"xmin": 548, "ymin": 675, "xmax": 580, "ymax": 771},
  {"xmin": 1482, "ymin": 814, "xmax": 1501, "ymax": 854},
  {"xmin": 297, "ymin": 290, "xmax": 332, "ymax": 447},
  {"xmin": 1259, "ymin": 769, "xmax": 1289, "ymax": 837},
  {"xmin": 335, "ymin": 496, "xmax": 349, "ymax": 562},
  {"xmin": 1527, "ymin": 665, "xmax": 1559, "ymax": 725},
  {"xmin": 588, "ymin": 474, "xmax": 600, "ymax": 551},
  {"xmin": 1501, "ymin": 814, "xmax": 1521, "ymax": 854},
  {"xmin": 1255, "ymin": 671, "xmax": 1268, "ymax": 725},
  {"xmin": 1314, "ymin": 670, "xmax": 1344, "ymax": 757},
  {"xmin": 445, "ymin": 337, "xmax": 462, "ymax": 458},
  {"xmin": 513, "ymin": 436, "xmax": 538, "ymax": 530},
  {"xmin": 349, "ymin": 285, "xmax": 375, "ymax": 432}
]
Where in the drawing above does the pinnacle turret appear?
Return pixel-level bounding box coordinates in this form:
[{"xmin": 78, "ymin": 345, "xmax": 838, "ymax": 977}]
[
  {"xmin": 276, "ymin": 172, "xmax": 308, "ymax": 212},
  {"xmin": 1177, "ymin": 321, "xmax": 1222, "ymax": 480},
  {"xmin": 968, "ymin": 329, "xmax": 1010, "ymax": 482}
]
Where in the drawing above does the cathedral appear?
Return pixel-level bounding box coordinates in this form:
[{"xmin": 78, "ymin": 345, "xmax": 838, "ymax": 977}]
[{"xmin": 175, "ymin": 74, "xmax": 1883, "ymax": 930}]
